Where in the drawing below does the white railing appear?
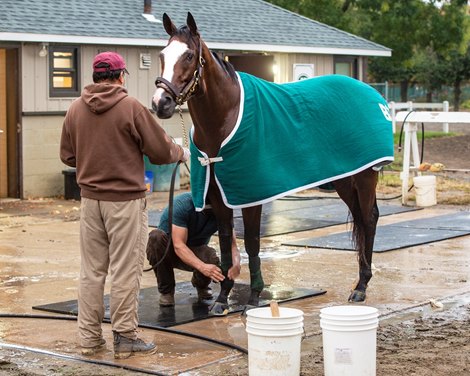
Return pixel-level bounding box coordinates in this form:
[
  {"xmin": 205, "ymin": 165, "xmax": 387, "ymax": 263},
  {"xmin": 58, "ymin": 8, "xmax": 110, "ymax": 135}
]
[
  {"xmin": 389, "ymin": 101, "xmax": 449, "ymax": 133},
  {"xmin": 395, "ymin": 111, "xmax": 470, "ymax": 205}
]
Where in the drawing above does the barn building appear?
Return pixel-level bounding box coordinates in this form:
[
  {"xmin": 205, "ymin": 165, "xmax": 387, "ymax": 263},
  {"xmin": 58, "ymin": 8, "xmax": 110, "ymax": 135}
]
[{"xmin": 0, "ymin": 0, "xmax": 390, "ymax": 198}]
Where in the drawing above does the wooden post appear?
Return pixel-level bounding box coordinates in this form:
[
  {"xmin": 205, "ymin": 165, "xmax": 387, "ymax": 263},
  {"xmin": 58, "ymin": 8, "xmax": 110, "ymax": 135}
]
[{"xmin": 270, "ymin": 300, "xmax": 280, "ymax": 317}]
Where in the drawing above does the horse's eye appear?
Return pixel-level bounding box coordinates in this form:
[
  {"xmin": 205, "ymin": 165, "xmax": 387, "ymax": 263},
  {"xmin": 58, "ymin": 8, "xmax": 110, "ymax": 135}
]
[{"xmin": 186, "ymin": 53, "xmax": 194, "ymax": 62}]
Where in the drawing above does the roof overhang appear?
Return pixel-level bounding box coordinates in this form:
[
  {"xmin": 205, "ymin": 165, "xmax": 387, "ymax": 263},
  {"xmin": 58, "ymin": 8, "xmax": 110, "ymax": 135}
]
[
  {"xmin": 0, "ymin": 32, "xmax": 391, "ymax": 57},
  {"xmin": 209, "ymin": 42, "xmax": 391, "ymax": 57},
  {"xmin": 0, "ymin": 32, "xmax": 169, "ymax": 48}
]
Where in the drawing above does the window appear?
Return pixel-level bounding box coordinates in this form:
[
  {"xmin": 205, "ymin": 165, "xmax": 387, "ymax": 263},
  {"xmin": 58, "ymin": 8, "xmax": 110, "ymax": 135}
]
[
  {"xmin": 49, "ymin": 46, "xmax": 80, "ymax": 97},
  {"xmin": 334, "ymin": 56, "xmax": 358, "ymax": 78}
]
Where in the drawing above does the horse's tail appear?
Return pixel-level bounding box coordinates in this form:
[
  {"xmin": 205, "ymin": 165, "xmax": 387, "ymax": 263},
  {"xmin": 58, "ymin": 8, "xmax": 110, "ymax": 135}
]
[
  {"xmin": 349, "ymin": 198, "xmax": 378, "ymax": 266},
  {"xmin": 351, "ymin": 214, "xmax": 367, "ymax": 266}
]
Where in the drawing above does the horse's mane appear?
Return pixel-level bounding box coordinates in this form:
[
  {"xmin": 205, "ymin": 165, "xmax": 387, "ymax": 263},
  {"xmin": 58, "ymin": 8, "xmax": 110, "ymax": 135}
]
[{"xmin": 211, "ymin": 51, "xmax": 238, "ymax": 82}]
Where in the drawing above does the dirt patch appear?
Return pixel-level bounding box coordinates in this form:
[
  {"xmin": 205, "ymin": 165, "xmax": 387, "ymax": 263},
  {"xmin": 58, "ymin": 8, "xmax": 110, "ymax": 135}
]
[
  {"xmin": 1, "ymin": 128, "xmax": 469, "ymax": 375},
  {"xmin": 315, "ymin": 300, "xmax": 470, "ymax": 376},
  {"xmin": 375, "ymin": 304, "xmax": 470, "ymax": 375},
  {"xmin": 422, "ymin": 134, "xmax": 470, "ymax": 171},
  {"xmin": 1, "ymin": 301, "xmax": 469, "ymax": 375},
  {"xmin": 415, "ymin": 123, "xmax": 470, "ymax": 176}
]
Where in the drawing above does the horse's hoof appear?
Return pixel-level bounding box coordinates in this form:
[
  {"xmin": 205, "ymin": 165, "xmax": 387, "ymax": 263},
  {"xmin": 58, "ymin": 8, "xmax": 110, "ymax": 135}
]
[
  {"xmin": 209, "ymin": 301, "xmax": 229, "ymax": 316},
  {"xmin": 241, "ymin": 304, "xmax": 258, "ymax": 316},
  {"xmin": 348, "ymin": 290, "xmax": 366, "ymax": 302}
]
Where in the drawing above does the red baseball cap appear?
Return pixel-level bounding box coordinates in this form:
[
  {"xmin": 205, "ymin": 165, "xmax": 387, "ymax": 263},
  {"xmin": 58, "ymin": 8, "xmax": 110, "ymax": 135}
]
[{"xmin": 93, "ymin": 52, "xmax": 129, "ymax": 73}]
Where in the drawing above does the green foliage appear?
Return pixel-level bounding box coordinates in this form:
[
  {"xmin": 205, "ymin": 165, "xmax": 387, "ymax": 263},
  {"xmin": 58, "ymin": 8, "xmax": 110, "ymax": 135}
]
[
  {"xmin": 393, "ymin": 131, "xmax": 457, "ymax": 145},
  {"xmin": 266, "ymin": 0, "xmax": 470, "ymax": 106},
  {"xmin": 265, "ymin": 0, "xmax": 356, "ymax": 31},
  {"xmin": 460, "ymin": 99, "xmax": 470, "ymax": 109}
]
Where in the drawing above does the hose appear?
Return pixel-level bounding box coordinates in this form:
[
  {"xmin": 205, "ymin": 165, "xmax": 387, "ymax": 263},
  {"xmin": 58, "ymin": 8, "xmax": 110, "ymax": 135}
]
[
  {"xmin": 143, "ymin": 160, "xmax": 182, "ymax": 272},
  {"xmin": 0, "ymin": 312, "xmax": 247, "ymax": 354},
  {"xmin": 0, "ymin": 341, "xmax": 168, "ymax": 375},
  {"xmin": 0, "ymin": 312, "xmax": 247, "ymax": 375}
]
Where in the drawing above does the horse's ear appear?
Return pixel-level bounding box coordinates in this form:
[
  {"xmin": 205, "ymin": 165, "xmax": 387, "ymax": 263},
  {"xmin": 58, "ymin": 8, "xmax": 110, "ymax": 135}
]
[
  {"xmin": 163, "ymin": 13, "xmax": 177, "ymax": 36},
  {"xmin": 186, "ymin": 12, "xmax": 199, "ymax": 36}
]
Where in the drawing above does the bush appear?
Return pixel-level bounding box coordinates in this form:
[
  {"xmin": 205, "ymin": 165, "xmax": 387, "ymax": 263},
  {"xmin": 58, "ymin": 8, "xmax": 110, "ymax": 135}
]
[{"xmin": 460, "ymin": 99, "xmax": 470, "ymax": 110}]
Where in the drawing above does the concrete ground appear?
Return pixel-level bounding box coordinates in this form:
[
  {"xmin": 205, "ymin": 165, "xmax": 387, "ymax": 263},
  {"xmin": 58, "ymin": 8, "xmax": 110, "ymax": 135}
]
[{"xmin": 0, "ymin": 190, "xmax": 469, "ymax": 375}]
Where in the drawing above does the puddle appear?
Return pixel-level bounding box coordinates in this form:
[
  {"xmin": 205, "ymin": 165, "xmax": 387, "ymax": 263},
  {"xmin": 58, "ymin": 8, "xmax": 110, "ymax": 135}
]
[
  {"xmin": 380, "ymin": 291, "xmax": 470, "ymax": 325},
  {"xmin": 240, "ymin": 248, "xmax": 305, "ymax": 262}
]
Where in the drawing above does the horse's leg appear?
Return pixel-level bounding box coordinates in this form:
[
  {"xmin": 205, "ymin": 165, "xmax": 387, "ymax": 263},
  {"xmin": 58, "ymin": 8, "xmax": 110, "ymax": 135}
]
[
  {"xmin": 206, "ymin": 187, "xmax": 235, "ymax": 315},
  {"xmin": 334, "ymin": 168, "xmax": 379, "ymax": 302},
  {"xmin": 241, "ymin": 205, "xmax": 264, "ymax": 308},
  {"xmin": 211, "ymin": 217, "xmax": 235, "ymax": 315}
]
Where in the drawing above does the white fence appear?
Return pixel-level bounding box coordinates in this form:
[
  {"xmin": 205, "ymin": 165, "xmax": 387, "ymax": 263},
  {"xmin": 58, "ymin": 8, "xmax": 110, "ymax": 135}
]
[
  {"xmin": 389, "ymin": 101, "xmax": 450, "ymax": 133},
  {"xmin": 395, "ymin": 111, "xmax": 470, "ymax": 205}
]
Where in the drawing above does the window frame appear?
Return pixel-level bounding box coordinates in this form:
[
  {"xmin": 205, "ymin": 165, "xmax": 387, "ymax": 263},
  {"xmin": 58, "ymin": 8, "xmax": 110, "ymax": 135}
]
[
  {"xmin": 48, "ymin": 45, "xmax": 81, "ymax": 97},
  {"xmin": 334, "ymin": 56, "xmax": 358, "ymax": 78}
]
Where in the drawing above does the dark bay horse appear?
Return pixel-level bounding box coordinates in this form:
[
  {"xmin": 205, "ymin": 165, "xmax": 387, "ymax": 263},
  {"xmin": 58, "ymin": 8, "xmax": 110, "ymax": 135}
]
[{"xmin": 152, "ymin": 13, "xmax": 394, "ymax": 315}]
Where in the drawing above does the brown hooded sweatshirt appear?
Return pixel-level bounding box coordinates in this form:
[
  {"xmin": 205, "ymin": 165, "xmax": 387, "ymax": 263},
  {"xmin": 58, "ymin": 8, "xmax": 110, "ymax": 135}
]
[{"xmin": 60, "ymin": 83, "xmax": 183, "ymax": 201}]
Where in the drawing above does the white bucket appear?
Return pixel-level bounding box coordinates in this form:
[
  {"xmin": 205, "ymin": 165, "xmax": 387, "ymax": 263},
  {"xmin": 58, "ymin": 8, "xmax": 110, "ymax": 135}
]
[
  {"xmin": 413, "ymin": 175, "xmax": 437, "ymax": 207},
  {"xmin": 320, "ymin": 305, "xmax": 379, "ymax": 376},
  {"xmin": 246, "ymin": 307, "xmax": 304, "ymax": 376}
]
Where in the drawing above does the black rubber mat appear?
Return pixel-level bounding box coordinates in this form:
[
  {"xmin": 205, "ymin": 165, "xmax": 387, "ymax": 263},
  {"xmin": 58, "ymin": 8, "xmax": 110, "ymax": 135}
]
[
  {"xmin": 148, "ymin": 198, "xmax": 420, "ymax": 238},
  {"xmin": 282, "ymin": 211, "xmax": 470, "ymax": 252},
  {"xmin": 32, "ymin": 282, "xmax": 326, "ymax": 328}
]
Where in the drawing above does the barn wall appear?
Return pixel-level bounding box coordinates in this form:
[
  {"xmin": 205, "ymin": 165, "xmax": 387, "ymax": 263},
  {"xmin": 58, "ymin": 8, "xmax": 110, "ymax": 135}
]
[
  {"xmin": 20, "ymin": 43, "xmax": 344, "ymax": 197},
  {"xmin": 21, "ymin": 43, "xmax": 195, "ymax": 197},
  {"xmin": 274, "ymin": 53, "xmax": 334, "ymax": 82},
  {"xmin": 22, "ymin": 44, "xmax": 163, "ymax": 112}
]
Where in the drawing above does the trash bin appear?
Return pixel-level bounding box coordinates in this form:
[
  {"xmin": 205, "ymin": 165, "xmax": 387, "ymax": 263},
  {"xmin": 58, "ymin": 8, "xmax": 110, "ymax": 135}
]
[
  {"xmin": 144, "ymin": 171, "xmax": 154, "ymax": 193},
  {"xmin": 62, "ymin": 168, "xmax": 81, "ymax": 200},
  {"xmin": 144, "ymin": 156, "xmax": 180, "ymax": 192}
]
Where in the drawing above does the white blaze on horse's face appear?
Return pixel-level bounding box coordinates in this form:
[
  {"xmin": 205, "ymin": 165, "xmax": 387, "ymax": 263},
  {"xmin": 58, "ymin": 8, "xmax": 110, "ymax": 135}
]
[{"xmin": 152, "ymin": 40, "xmax": 189, "ymax": 105}]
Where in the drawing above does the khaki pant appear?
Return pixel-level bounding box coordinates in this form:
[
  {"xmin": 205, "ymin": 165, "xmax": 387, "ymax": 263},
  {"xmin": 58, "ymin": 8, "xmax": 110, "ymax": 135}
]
[{"xmin": 78, "ymin": 197, "xmax": 147, "ymax": 347}]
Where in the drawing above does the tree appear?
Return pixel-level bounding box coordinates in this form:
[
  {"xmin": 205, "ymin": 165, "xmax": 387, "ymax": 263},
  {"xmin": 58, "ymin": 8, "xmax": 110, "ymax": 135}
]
[
  {"xmin": 441, "ymin": 49, "xmax": 470, "ymax": 110},
  {"xmin": 354, "ymin": 0, "xmax": 430, "ymax": 101},
  {"xmin": 412, "ymin": 48, "xmax": 445, "ymax": 102},
  {"xmin": 267, "ymin": 0, "xmax": 470, "ymax": 105},
  {"xmin": 266, "ymin": 0, "xmax": 359, "ymax": 31},
  {"xmin": 409, "ymin": 0, "xmax": 470, "ymax": 107},
  {"xmin": 267, "ymin": 0, "xmax": 427, "ymax": 101},
  {"xmin": 431, "ymin": 1, "xmax": 470, "ymax": 109}
]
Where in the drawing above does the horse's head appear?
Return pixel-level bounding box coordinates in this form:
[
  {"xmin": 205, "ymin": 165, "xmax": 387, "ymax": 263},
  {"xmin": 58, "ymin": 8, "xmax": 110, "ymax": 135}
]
[{"xmin": 152, "ymin": 12, "xmax": 204, "ymax": 119}]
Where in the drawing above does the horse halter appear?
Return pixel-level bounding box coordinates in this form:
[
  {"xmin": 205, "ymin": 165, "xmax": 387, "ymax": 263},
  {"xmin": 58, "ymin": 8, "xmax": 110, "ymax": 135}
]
[{"xmin": 155, "ymin": 40, "xmax": 205, "ymax": 106}]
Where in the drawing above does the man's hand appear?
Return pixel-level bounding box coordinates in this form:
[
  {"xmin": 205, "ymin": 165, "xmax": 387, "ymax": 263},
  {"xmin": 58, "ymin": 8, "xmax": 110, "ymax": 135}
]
[
  {"xmin": 181, "ymin": 147, "xmax": 190, "ymax": 162},
  {"xmin": 227, "ymin": 263, "xmax": 241, "ymax": 280},
  {"xmin": 200, "ymin": 263, "xmax": 225, "ymax": 282}
]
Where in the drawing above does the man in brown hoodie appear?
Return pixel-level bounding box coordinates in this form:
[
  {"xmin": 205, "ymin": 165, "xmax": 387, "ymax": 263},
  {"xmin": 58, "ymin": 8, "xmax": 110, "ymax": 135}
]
[{"xmin": 60, "ymin": 51, "xmax": 189, "ymax": 359}]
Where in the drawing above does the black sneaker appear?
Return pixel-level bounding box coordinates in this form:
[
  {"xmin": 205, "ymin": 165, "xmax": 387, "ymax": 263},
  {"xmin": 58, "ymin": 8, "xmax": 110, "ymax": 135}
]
[
  {"xmin": 159, "ymin": 293, "xmax": 175, "ymax": 307},
  {"xmin": 197, "ymin": 286, "xmax": 213, "ymax": 301},
  {"xmin": 113, "ymin": 332, "xmax": 156, "ymax": 359}
]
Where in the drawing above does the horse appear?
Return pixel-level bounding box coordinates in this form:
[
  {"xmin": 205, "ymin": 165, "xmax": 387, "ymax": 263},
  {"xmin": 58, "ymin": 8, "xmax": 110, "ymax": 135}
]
[{"xmin": 152, "ymin": 12, "xmax": 394, "ymax": 315}]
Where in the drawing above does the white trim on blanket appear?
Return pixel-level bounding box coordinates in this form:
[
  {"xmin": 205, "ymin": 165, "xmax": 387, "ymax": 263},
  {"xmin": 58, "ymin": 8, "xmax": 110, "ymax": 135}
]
[
  {"xmin": 212, "ymin": 156, "xmax": 393, "ymax": 210},
  {"xmin": 191, "ymin": 72, "xmax": 393, "ymax": 211},
  {"xmin": 220, "ymin": 72, "xmax": 245, "ymax": 149},
  {"xmin": 190, "ymin": 126, "xmax": 211, "ymax": 211},
  {"xmin": 192, "ymin": 73, "xmax": 245, "ymax": 211}
]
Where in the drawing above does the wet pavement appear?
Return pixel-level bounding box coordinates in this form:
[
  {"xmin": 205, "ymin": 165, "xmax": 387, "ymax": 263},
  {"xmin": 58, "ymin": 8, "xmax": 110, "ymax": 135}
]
[{"xmin": 0, "ymin": 191, "xmax": 469, "ymax": 375}]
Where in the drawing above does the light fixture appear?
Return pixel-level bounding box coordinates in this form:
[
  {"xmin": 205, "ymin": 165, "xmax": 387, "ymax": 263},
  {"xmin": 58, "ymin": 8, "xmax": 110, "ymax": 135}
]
[
  {"xmin": 38, "ymin": 43, "xmax": 48, "ymax": 57},
  {"xmin": 272, "ymin": 64, "xmax": 279, "ymax": 75}
]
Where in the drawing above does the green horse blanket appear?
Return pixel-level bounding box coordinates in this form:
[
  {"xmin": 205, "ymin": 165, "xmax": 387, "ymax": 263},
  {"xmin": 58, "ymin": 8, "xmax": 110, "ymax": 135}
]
[{"xmin": 190, "ymin": 72, "xmax": 394, "ymax": 210}]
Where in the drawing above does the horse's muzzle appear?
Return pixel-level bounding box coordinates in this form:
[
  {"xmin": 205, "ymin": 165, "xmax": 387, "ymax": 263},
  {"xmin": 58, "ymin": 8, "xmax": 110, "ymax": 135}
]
[{"xmin": 154, "ymin": 93, "xmax": 176, "ymax": 119}]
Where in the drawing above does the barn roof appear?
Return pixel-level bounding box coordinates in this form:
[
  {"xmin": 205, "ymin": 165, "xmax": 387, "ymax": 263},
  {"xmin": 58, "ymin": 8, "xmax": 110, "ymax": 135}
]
[{"xmin": 0, "ymin": 0, "xmax": 391, "ymax": 56}]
